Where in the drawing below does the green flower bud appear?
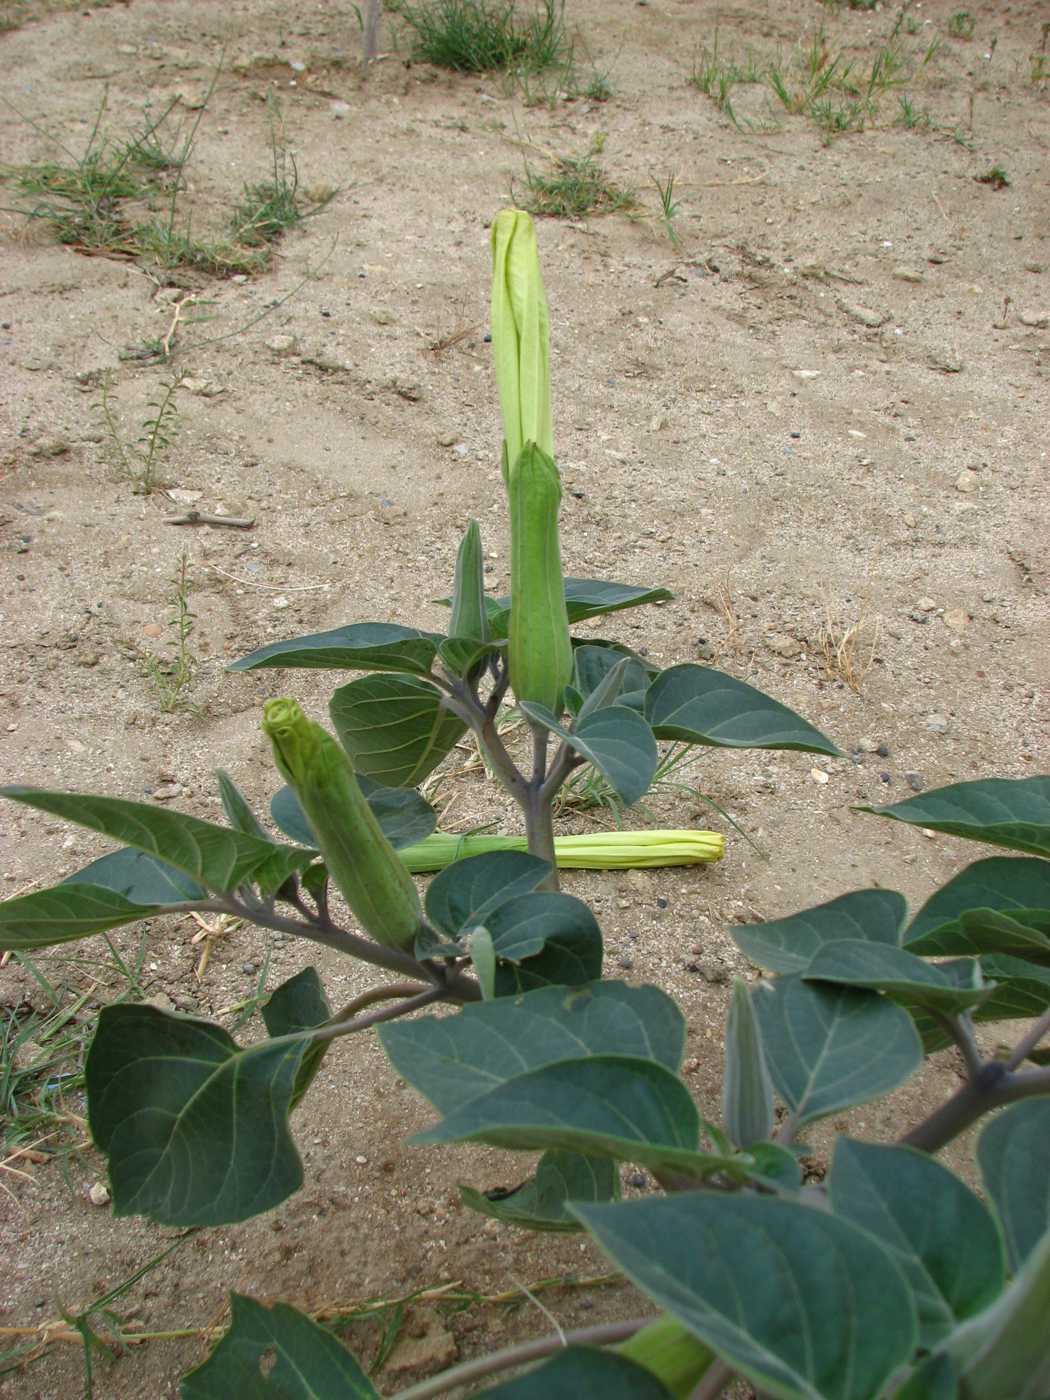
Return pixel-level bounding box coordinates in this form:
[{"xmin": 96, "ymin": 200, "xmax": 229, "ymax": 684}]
[
  {"xmin": 262, "ymin": 699, "xmax": 423, "ymax": 950},
  {"xmin": 506, "ymin": 442, "xmax": 573, "ymax": 713},
  {"xmin": 449, "ymin": 519, "xmax": 489, "ymax": 644},
  {"xmin": 490, "ymin": 208, "xmax": 553, "ymax": 478}
]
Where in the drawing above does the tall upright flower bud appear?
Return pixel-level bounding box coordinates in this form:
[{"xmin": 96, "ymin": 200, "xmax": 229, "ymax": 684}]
[
  {"xmin": 490, "ymin": 210, "xmax": 571, "ymax": 713},
  {"xmin": 490, "ymin": 208, "xmax": 554, "ymax": 475}
]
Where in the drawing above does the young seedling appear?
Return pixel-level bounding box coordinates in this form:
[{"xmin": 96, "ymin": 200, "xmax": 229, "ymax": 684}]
[
  {"xmin": 3, "ymin": 213, "xmax": 1050, "ymax": 1400},
  {"xmin": 650, "ymin": 171, "xmax": 683, "ymax": 251},
  {"xmin": 141, "ymin": 554, "xmax": 201, "ymax": 715},
  {"xmin": 96, "ymin": 371, "xmax": 183, "ymax": 494}
]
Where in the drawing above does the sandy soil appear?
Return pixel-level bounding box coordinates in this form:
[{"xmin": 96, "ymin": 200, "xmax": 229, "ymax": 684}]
[{"xmin": 0, "ymin": 0, "xmax": 1047, "ymax": 1394}]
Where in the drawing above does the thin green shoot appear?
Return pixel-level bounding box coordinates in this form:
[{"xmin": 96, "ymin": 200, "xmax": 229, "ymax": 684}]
[
  {"xmin": 651, "ymin": 171, "xmax": 683, "ymax": 251},
  {"xmin": 143, "ymin": 554, "xmax": 201, "ymax": 716}
]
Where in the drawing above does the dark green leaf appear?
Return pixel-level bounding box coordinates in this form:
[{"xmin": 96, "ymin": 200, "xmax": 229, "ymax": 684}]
[
  {"xmin": 412, "ymin": 1054, "xmax": 736, "ymax": 1179},
  {"xmin": 908, "ymin": 955, "xmax": 1050, "ymax": 1054},
  {"xmin": 437, "ymin": 636, "xmax": 502, "ymax": 679},
  {"xmin": 742, "ymin": 1141, "xmax": 803, "ymax": 1192},
  {"xmin": 573, "ymin": 644, "xmax": 654, "ymax": 709},
  {"xmin": 459, "ymin": 1150, "xmax": 620, "ymax": 1233},
  {"xmin": 978, "ymin": 1099, "xmax": 1050, "ymax": 1272},
  {"xmin": 904, "ymin": 858, "xmax": 1050, "ymax": 956},
  {"xmin": 830, "ymin": 1139, "xmax": 1004, "ymax": 1347},
  {"xmin": 475, "ymin": 1345, "xmax": 676, "ymax": 1400},
  {"xmin": 65, "ymin": 847, "xmax": 206, "ymax": 903},
  {"xmin": 329, "ymin": 673, "xmax": 467, "ymax": 787},
  {"xmin": 518, "ymin": 702, "xmax": 658, "ymax": 806},
  {"xmin": 1, "ymin": 787, "xmax": 311, "ymax": 896},
  {"xmin": 424, "ymin": 851, "xmax": 551, "ymax": 937},
  {"xmin": 484, "ymin": 579, "xmax": 674, "ymax": 637},
  {"xmin": 379, "ymin": 981, "xmax": 685, "ymax": 1116},
  {"xmin": 483, "ymin": 891, "xmax": 602, "ymax": 966},
  {"xmin": 892, "ymin": 1353, "xmax": 960, "ymax": 1400},
  {"xmin": 575, "ymin": 1194, "xmax": 917, "ymax": 1400},
  {"xmin": 181, "ymin": 1293, "xmax": 379, "ymax": 1399},
  {"xmin": 492, "ymin": 900, "xmax": 603, "ymax": 994},
  {"xmin": 731, "ymin": 889, "xmax": 907, "ymax": 974},
  {"xmin": 261, "ymin": 968, "xmax": 331, "ymax": 1112},
  {"xmin": 228, "ymin": 622, "xmax": 442, "ymax": 677},
  {"xmin": 645, "ymin": 664, "xmax": 843, "ymax": 756},
  {"xmin": 723, "ymin": 980, "xmax": 774, "ymax": 1149},
  {"xmin": 0, "ymin": 882, "xmax": 180, "ymax": 952},
  {"xmin": 805, "ymin": 942, "xmax": 994, "ymax": 1013},
  {"xmin": 978, "ymin": 955, "xmax": 1050, "ymax": 1024},
  {"xmin": 949, "ymin": 1229, "xmax": 1050, "ymax": 1400},
  {"xmin": 270, "ymin": 777, "xmax": 435, "ymax": 852},
  {"xmin": 216, "ymin": 770, "xmax": 268, "ymax": 840},
  {"xmin": 752, "ymin": 975, "xmax": 922, "ymax": 1127},
  {"xmin": 88, "ymin": 1004, "xmax": 312, "ymax": 1226},
  {"xmin": 857, "ymin": 776, "xmax": 1050, "ymax": 857}
]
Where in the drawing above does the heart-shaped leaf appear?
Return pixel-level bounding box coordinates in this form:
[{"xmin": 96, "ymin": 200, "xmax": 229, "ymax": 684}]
[
  {"xmin": 857, "ymin": 777, "xmax": 1050, "ymax": 858},
  {"xmin": 459, "ymin": 1149, "xmax": 620, "ymax": 1233},
  {"xmin": 88, "ymin": 1004, "xmax": 314, "ymax": 1226},
  {"xmin": 424, "ymin": 851, "xmax": 552, "ymax": 937},
  {"xmin": 904, "ymin": 858, "xmax": 1050, "ymax": 956},
  {"xmin": 645, "ymin": 664, "xmax": 843, "ymax": 756},
  {"xmin": 379, "ymin": 981, "xmax": 685, "ymax": 1116},
  {"xmin": 731, "ymin": 890, "xmax": 907, "ymax": 975},
  {"xmin": 519, "ymin": 702, "xmax": 658, "ymax": 806},
  {"xmin": 1, "ymin": 787, "xmax": 311, "ymax": 897},
  {"xmin": 574, "ymin": 1193, "xmax": 917, "ymax": 1400},
  {"xmin": 261, "ymin": 968, "xmax": 331, "ymax": 1112},
  {"xmin": 0, "ymin": 880, "xmax": 196, "ymax": 952},
  {"xmin": 329, "ymin": 672, "xmax": 467, "ymax": 788},
  {"xmin": 830, "ymin": 1139, "xmax": 1004, "ymax": 1346},
  {"xmin": 270, "ymin": 777, "xmax": 435, "ymax": 852},
  {"xmin": 805, "ymin": 942, "xmax": 994, "ymax": 1014},
  {"xmin": 181, "ymin": 1293, "xmax": 379, "ymax": 1399},
  {"xmin": 475, "ymin": 1346, "xmax": 677, "ymax": 1400},
  {"xmin": 411, "ymin": 1054, "xmax": 735, "ymax": 1180},
  {"xmin": 978, "ymin": 1099, "xmax": 1050, "ymax": 1272},
  {"xmin": 752, "ymin": 975, "xmax": 922, "ymax": 1127},
  {"xmin": 483, "ymin": 579, "xmax": 674, "ymax": 637},
  {"xmin": 228, "ymin": 622, "xmax": 442, "ymax": 677}
]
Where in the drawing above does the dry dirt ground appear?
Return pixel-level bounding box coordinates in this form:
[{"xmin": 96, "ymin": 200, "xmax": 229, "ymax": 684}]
[{"xmin": 0, "ymin": 0, "xmax": 1047, "ymax": 1394}]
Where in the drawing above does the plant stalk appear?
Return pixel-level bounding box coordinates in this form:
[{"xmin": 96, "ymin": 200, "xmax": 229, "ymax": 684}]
[
  {"xmin": 392, "ymin": 1316, "xmax": 651, "ymax": 1400},
  {"xmin": 900, "ymin": 1061, "xmax": 1050, "ymax": 1154}
]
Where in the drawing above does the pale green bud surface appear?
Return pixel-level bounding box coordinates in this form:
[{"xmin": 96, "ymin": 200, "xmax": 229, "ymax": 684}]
[
  {"xmin": 262, "ymin": 699, "xmax": 423, "ymax": 951},
  {"xmin": 490, "ymin": 208, "xmax": 553, "ymax": 477}
]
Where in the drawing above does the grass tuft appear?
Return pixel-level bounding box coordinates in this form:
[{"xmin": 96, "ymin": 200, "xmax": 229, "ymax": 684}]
[
  {"xmin": 393, "ymin": 0, "xmax": 570, "ymax": 74},
  {"xmin": 518, "ymin": 145, "xmax": 636, "ymax": 218}
]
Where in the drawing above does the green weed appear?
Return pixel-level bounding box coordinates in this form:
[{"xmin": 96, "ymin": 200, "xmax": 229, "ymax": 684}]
[
  {"xmin": 651, "ymin": 170, "xmax": 683, "ymax": 251},
  {"xmin": 142, "ymin": 554, "xmax": 201, "ymax": 716},
  {"xmin": 96, "ymin": 371, "xmax": 182, "ymax": 494},
  {"xmin": 519, "ymin": 145, "xmax": 636, "ymax": 218},
  {"xmin": 976, "ymin": 163, "xmax": 1010, "ymax": 189},
  {"xmin": 393, "ymin": 0, "xmax": 571, "ymax": 74},
  {"xmin": 947, "ymin": 10, "xmax": 976, "ymax": 40}
]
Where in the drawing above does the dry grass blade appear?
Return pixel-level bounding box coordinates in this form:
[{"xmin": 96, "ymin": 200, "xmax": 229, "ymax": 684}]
[{"xmin": 818, "ymin": 605, "xmax": 882, "ymax": 692}]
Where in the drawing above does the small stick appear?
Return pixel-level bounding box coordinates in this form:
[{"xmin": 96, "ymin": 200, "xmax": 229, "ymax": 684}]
[
  {"xmin": 206, "ymin": 563, "xmax": 334, "ymax": 592},
  {"xmin": 164, "ymin": 510, "xmax": 255, "ymax": 529}
]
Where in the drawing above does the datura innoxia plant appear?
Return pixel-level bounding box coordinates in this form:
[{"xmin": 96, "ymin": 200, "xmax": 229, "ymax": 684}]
[{"xmin": 1, "ymin": 212, "xmax": 1048, "ymax": 1400}]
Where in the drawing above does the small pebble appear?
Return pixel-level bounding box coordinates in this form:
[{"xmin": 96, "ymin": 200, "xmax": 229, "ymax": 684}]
[
  {"xmin": 656, "ymin": 897, "xmax": 669, "ymax": 909},
  {"xmin": 627, "ymin": 1172, "xmax": 648, "ymax": 1189},
  {"xmin": 241, "ymin": 963, "xmax": 256, "ymax": 975},
  {"xmin": 266, "ymin": 334, "xmax": 299, "ymax": 355},
  {"xmin": 877, "ymin": 743, "xmax": 890, "ymax": 758},
  {"xmin": 810, "ymin": 767, "xmax": 830, "ymax": 784},
  {"xmin": 954, "ymin": 470, "xmax": 979, "ymax": 494},
  {"xmin": 355, "ymin": 1154, "xmax": 368, "ymax": 1165},
  {"xmin": 88, "ymin": 1181, "xmax": 111, "ymax": 1207},
  {"xmin": 926, "ymin": 713, "xmax": 949, "ymax": 734},
  {"xmin": 856, "ymin": 737, "xmax": 879, "ymax": 753},
  {"xmin": 905, "ymin": 772, "xmax": 926, "ymax": 792}
]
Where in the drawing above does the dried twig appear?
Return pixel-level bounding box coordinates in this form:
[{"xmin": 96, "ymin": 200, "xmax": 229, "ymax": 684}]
[{"xmin": 165, "ymin": 510, "xmax": 255, "ymax": 529}]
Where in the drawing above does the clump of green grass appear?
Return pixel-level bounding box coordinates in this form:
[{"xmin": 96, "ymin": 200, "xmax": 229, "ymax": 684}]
[
  {"xmin": 689, "ymin": 36, "xmax": 765, "ymax": 120},
  {"xmin": 975, "ymin": 163, "xmax": 1010, "ymax": 189},
  {"xmin": 519, "ymin": 147, "xmax": 636, "ymax": 218},
  {"xmin": 394, "ymin": 0, "xmax": 570, "ymax": 74},
  {"xmin": 947, "ymin": 10, "xmax": 976, "ymax": 40}
]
